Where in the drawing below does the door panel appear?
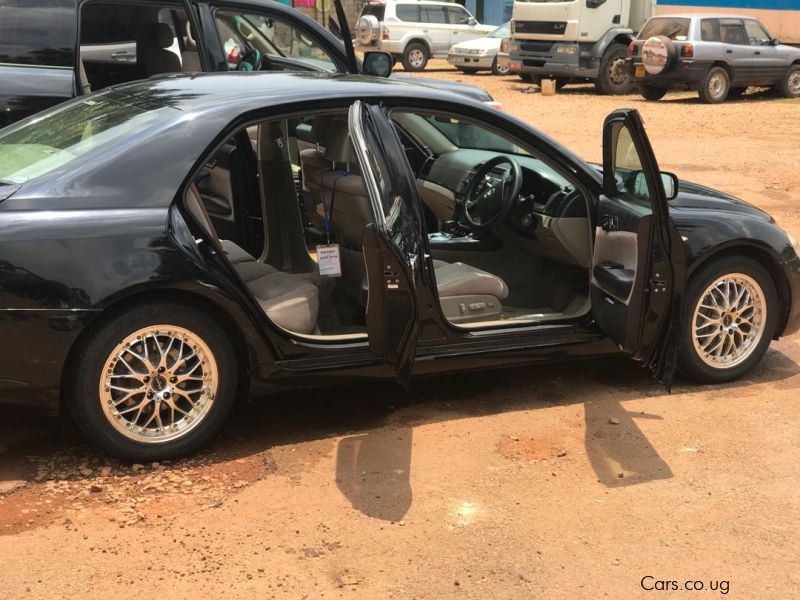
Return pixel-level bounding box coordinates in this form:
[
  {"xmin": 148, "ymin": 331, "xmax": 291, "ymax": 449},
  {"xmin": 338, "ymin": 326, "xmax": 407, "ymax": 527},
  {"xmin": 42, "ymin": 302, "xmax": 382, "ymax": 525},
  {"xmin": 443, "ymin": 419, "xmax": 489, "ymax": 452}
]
[
  {"xmin": 348, "ymin": 101, "xmax": 423, "ymax": 387},
  {"xmin": 744, "ymin": 20, "xmax": 783, "ymax": 85},
  {"xmin": 719, "ymin": 19, "xmax": 752, "ymax": 86},
  {"xmin": 591, "ymin": 109, "xmax": 685, "ymax": 381}
]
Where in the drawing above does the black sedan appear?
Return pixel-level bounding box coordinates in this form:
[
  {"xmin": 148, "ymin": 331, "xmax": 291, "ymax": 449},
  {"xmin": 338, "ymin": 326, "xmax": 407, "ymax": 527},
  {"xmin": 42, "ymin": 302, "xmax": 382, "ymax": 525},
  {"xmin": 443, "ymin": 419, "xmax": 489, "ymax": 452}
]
[{"xmin": 1, "ymin": 72, "xmax": 798, "ymax": 460}]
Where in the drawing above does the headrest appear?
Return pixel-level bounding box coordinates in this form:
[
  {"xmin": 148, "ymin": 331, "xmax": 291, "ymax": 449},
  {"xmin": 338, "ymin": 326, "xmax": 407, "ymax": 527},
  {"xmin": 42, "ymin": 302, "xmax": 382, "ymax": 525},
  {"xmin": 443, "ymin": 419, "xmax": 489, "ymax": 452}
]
[
  {"xmin": 310, "ymin": 115, "xmax": 333, "ymax": 144},
  {"xmin": 323, "ymin": 119, "xmax": 355, "ymax": 164},
  {"xmin": 142, "ymin": 23, "xmax": 174, "ymax": 49}
]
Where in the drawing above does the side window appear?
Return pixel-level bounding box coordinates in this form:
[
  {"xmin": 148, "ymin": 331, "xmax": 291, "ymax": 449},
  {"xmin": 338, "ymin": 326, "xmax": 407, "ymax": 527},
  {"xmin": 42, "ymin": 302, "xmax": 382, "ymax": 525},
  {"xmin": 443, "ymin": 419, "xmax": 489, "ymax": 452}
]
[
  {"xmin": 422, "ymin": 6, "xmax": 446, "ymax": 24},
  {"xmin": 719, "ymin": 19, "xmax": 748, "ymax": 45},
  {"xmin": 0, "ymin": 0, "xmax": 75, "ymax": 67},
  {"xmin": 80, "ymin": 4, "xmax": 138, "ymax": 65},
  {"xmin": 445, "ymin": 6, "xmax": 471, "ymax": 25},
  {"xmin": 214, "ymin": 11, "xmax": 338, "ymax": 73},
  {"xmin": 700, "ymin": 19, "xmax": 720, "ymax": 42},
  {"xmin": 396, "ymin": 5, "xmax": 420, "ymax": 22},
  {"xmin": 611, "ymin": 124, "xmax": 651, "ymax": 203},
  {"xmin": 744, "ymin": 20, "xmax": 771, "ymax": 46}
]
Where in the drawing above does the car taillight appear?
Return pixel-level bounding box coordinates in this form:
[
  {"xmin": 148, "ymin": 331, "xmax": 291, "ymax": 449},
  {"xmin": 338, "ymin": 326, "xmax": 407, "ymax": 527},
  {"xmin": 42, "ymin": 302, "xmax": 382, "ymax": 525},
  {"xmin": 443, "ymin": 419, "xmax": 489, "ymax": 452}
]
[
  {"xmin": 681, "ymin": 43, "xmax": 694, "ymax": 58},
  {"xmin": 627, "ymin": 41, "xmax": 635, "ymax": 58},
  {"xmin": 382, "ymin": 26, "xmax": 390, "ymax": 40}
]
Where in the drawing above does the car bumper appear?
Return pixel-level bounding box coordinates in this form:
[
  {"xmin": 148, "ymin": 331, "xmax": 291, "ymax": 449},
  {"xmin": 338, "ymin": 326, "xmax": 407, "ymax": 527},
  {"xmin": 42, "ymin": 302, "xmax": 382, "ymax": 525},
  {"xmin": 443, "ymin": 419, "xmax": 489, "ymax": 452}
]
[
  {"xmin": 508, "ymin": 44, "xmax": 598, "ymax": 78},
  {"xmin": 628, "ymin": 58, "xmax": 710, "ymax": 88},
  {"xmin": 447, "ymin": 53, "xmax": 495, "ymax": 69}
]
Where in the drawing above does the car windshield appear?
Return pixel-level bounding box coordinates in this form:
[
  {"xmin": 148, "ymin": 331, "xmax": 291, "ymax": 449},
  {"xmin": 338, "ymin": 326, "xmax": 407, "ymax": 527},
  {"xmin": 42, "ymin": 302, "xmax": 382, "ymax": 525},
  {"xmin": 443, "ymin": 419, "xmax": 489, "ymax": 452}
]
[
  {"xmin": 422, "ymin": 115, "xmax": 527, "ymax": 154},
  {"xmin": 0, "ymin": 93, "xmax": 175, "ymax": 186},
  {"xmin": 488, "ymin": 23, "xmax": 511, "ymax": 39},
  {"xmin": 639, "ymin": 17, "xmax": 691, "ymax": 40}
]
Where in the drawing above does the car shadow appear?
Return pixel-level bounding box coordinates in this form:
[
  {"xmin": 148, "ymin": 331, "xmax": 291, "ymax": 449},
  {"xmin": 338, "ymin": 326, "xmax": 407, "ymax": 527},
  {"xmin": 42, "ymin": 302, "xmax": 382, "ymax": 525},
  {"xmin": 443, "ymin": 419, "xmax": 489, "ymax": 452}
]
[
  {"xmin": 655, "ymin": 88, "xmax": 786, "ymax": 105},
  {"xmin": 1, "ymin": 349, "xmax": 798, "ymax": 521}
]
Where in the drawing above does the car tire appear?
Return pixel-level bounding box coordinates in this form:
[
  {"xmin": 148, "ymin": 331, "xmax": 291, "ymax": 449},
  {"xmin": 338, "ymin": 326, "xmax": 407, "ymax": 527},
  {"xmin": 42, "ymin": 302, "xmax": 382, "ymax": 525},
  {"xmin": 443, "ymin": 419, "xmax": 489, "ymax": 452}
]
[
  {"xmin": 640, "ymin": 85, "xmax": 667, "ymax": 101},
  {"xmin": 778, "ymin": 64, "xmax": 800, "ymax": 98},
  {"xmin": 402, "ymin": 42, "xmax": 429, "ymax": 72},
  {"xmin": 491, "ymin": 56, "xmax": 509, "ymax": 76},
  {"xmin": 458, "ymin": 67, "xmax": 479, "ymax": 74},
  {"xmin": 595, "ymin": 43, "xmax": 634, "ymax": 95},
  {"xmin": 66, "ymin": 302, "xmax": 238, "ymax": 461},
  {"xmin": 698, "ymin": 66, "xmax": 730, "ymax": 103},
  {"xmin": 678, "ymin": 256, "xmax": 777, "ymax": 384}
]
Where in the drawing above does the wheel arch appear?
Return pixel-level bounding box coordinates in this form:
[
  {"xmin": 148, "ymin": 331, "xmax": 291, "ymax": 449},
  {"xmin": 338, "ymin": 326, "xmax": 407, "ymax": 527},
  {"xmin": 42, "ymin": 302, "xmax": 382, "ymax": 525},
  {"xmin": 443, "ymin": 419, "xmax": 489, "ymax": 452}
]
[
  {"xmin": 591, "ymin": 29, "xmax": 634, "ymax": 59},
  {"xmin": 708, "ymin": 60, "xmax": 733, "ymax": 79},
  {"xmin": 403, "ymin": 37, "xmax": 432, "ymax": 55},
  {"xmin": 687, "ymin": 242, "xmax": 791, "ymax": 339},
  {"xmin": 59, "ymin": 287, "xmax": 255, "ymax": 414}
]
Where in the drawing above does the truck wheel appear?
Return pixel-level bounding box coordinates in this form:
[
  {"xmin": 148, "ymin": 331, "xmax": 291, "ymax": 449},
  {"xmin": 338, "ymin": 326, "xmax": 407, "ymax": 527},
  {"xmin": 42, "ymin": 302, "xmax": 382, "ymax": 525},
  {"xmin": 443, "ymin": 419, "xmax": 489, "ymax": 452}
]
[
  {"xmin": 402, "ymin": 42, "xmax": 429, "ymax": 72},
  {"xmin": 595, "ymin": 43, "xmax": 634, "ymax": 95},
  {"xmin": 698, "ymin": 66, "xmax": 730, "ymax": 103},
  {"xmin": 678, "ymin": 256, "xmax": 777, "ymax": 384},
  {"xmin": 640, "ymin": 85, "xmax": 667, "ymax": 101},
  {"xmin": 778, "ymin": 64, "xmax": 800, "ymax": 98}
]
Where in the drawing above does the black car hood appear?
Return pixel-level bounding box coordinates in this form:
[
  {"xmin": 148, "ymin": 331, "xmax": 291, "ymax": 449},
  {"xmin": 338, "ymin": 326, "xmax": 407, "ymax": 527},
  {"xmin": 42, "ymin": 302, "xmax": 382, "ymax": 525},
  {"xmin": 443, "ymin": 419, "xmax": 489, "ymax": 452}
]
[
  {"xmin": 669, "ymin": 180, "xmax": 773, "ymax": 223},
  {"xmin": 391, "ymin": 75, "xmax": 493, "ymax": 102}
]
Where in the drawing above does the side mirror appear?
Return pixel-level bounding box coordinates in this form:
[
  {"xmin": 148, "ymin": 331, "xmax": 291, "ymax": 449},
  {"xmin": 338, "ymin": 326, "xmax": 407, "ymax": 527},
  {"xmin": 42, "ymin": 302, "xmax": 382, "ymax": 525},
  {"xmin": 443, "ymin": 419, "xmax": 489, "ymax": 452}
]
[
  {"xmin": 661, "ymin": 172, "xmax": 679, "ymax": 200},
  {"xmin": 363, "ymin": 52, "xmax": 394, "ymax": 78},
  {"xmin": 771, "ymin": 37, "xmax": 781, "ymax": 46}
]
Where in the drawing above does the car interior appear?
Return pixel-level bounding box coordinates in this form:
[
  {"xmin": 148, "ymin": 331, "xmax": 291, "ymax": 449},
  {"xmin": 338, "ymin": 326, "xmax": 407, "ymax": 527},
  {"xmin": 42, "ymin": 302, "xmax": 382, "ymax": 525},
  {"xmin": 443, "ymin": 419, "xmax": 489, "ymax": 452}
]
[{"xmin": 183, "ymin": 105, "xmax": 593, "ymax": 339}]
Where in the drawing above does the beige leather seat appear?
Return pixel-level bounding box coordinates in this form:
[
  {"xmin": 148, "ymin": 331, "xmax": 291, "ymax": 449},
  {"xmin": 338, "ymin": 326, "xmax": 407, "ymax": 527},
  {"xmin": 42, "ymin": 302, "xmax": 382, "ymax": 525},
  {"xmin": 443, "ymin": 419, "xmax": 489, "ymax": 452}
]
[
  {"xmin": 181, "ymin": 20, "xmax": 201, "ymax": 72},
  {"xmin": 139, "ymin": 23, "xmax": 181, "ymax": 76},
  {"xmin": 185, "ymin": 185, "xmax": 319, "ymax": 334}
]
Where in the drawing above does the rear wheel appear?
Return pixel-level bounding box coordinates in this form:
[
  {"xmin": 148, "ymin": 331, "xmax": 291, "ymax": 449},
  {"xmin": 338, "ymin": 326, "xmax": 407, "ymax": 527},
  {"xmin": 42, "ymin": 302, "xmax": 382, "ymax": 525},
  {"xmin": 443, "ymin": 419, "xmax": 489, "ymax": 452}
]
[
  {"xmin": 678, "ymin": 256, "xmax": 777, "ymax": 383},
  {"xmin": 402, "ymin": 42, "xmax": 429, "ymax": 72},
  {"xmin": 66, "ymin": 302, "xmax": 238, "ymax": 461},
  {"xmin": 698, "ymin": 66, "xmax": 730, "ymax": 103},
  {"xmin": 595, "ymin": 43, "xmax": 634, "ymax": 95},
  {"xmin": 640, "ymin": 85, "xmax": 667, "ymax": 101},
  {"xmin": 492, "ymin": 56, "xmax": 509, "ymax": 76},
  {"xmin": 779, "ymin": 64, "xmax": 800, "ymax": 98}
]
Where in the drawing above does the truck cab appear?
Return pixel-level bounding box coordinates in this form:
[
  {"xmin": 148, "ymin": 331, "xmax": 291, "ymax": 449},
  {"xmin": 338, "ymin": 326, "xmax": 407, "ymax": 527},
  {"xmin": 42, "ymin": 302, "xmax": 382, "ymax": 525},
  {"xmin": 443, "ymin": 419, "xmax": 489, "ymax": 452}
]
[{"xmin": 506, "ymin": 0, "xmax": 654, "ymax": 94}]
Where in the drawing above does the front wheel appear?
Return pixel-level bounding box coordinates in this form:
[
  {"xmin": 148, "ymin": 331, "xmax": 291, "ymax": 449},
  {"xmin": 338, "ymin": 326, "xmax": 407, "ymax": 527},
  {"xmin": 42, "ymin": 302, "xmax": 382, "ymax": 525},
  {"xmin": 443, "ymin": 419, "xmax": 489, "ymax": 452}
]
[
  {"xmin": 66, "ymin": 302, "xmax": 238, "ymax": 461},
  {"xmin": 492, "ymin": 56, "xmax": 509, "ymax": 76},
  {"xmin": 595, "ymin": 43, "xmax": 634, "ymax": 95},
  {"xmin": 402, "ymin": 42, "xmax": 429, "ymax": 72},
  {"xmin": 678, "ymin": 256, "xmax": 777, "ymax": 383},
  {"xmin": 779, "ymin": 64, "xmax": 800, "ymax": 98},
  {"xmin": 640, "ymin": 85, "xmax": 667, "ymax": 101}
]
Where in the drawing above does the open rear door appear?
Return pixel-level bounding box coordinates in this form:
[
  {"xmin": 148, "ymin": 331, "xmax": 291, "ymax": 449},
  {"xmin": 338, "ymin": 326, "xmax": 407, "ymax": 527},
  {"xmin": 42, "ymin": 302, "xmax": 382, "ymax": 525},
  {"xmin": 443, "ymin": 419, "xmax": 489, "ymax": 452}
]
[
  {"xmin": 591, "ymin": 109, "xmax": 686, "ymax": 384},
  {"xmin": 348, "ymin": 101, "xmax": 423, "ymax": 389}
]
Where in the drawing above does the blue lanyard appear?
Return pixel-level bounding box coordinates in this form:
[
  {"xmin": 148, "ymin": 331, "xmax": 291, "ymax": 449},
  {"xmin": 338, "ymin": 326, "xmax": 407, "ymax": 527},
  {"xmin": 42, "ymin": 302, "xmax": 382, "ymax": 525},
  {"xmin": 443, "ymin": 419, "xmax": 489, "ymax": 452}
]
[{"xmin": 320, "ymin": 170, "xmax": 350, "ymax": 244}]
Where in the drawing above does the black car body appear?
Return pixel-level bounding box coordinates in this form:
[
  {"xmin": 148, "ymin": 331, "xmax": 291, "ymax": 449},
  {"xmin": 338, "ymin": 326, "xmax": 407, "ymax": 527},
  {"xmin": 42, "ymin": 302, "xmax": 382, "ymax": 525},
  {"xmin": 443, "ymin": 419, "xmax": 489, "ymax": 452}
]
[
  {"xmin": 1, "ymin": 72, "xmax": 797, "ymax": 459},
  {"xmin": 0, "ymin": 0, "xmax": 496, "ymax": 128}
]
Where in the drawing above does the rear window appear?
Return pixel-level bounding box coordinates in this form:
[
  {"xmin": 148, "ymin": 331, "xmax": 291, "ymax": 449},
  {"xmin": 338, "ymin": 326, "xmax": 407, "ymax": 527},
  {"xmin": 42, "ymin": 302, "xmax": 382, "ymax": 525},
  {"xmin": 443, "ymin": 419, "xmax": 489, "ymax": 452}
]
[
  {"xmin": 360, "ymin": 4, "xmax": 385, "ymax": 20},
  {"xmin": 639, "ymin": 17, "xmax": 691, "ymax": 41},
  {"xmin": 0, "ymin": 0, "xmax": 75, "ymax": 67},
  {"xmin": 0, "ymin": 93, "xmax": 175, "ymax": 186}
]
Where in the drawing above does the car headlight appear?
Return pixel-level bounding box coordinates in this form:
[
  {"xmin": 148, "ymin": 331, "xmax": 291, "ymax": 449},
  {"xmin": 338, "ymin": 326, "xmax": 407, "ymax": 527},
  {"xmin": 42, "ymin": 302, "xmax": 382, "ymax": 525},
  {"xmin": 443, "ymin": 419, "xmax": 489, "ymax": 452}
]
[{"xmin": 556, "ymin": 45, "xmax": 577, "ymax": 55}]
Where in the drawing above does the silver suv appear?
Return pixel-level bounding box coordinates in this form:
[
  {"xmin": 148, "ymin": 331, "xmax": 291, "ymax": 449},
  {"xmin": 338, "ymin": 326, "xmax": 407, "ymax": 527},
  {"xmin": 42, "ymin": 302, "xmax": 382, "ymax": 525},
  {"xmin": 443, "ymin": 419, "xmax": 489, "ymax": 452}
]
[
  {"xmin": 629, "ymin": 15, "xmax": 800, "ymax": 103},
  {"xmin": 355, "ymin": 0, "xmax": 493, "ymax": 71}
]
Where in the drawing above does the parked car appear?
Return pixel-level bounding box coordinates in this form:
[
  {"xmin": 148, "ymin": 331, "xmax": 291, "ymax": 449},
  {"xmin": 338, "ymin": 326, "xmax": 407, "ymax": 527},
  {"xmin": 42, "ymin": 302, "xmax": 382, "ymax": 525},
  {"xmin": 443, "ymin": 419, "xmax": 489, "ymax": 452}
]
[
  {"xmin": 628, "ymin": 14, "xmax": 800, "ymax": 103},
  {"xmin": 2, "ymin": 71, "xmax": 799, "ymax": 459},
  {"xmin": 0, "ymin": 0, "xmax": 497, "ymax": 128},
  {"xmin": 448, "ymin": 21, "xmax": 511, "ymax": 75},
  {"xmin": 355, "ymin": 0, "xmax": 494, "ymax": 71}
]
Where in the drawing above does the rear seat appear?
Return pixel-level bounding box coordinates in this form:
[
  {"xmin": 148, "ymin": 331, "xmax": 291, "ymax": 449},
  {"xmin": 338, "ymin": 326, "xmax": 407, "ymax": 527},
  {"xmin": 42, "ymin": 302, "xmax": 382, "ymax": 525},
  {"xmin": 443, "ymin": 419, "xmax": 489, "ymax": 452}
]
[{"xmin": 186, "ymin": 185, "xmax": 320, "ymax": 335}]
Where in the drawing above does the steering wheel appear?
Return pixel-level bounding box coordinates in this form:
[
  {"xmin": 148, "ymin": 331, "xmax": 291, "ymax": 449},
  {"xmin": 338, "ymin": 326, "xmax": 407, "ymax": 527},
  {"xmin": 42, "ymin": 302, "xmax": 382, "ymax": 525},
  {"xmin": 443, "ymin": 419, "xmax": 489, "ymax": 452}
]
[
  {"xmin": 236, "ymin": 46, "xmax": 262, "ymax": 71},
  {"xmin": 463, "ymin": 156, "xmax": 523, "ymax": 231}
]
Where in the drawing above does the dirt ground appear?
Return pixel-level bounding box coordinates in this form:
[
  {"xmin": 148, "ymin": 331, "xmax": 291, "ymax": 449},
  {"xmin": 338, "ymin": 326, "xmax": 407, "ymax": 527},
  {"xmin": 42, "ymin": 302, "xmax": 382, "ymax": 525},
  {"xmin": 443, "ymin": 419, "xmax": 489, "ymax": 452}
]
[{"xmin": 2, "ymin": 62, "xmax": 800, "ymax": 599}]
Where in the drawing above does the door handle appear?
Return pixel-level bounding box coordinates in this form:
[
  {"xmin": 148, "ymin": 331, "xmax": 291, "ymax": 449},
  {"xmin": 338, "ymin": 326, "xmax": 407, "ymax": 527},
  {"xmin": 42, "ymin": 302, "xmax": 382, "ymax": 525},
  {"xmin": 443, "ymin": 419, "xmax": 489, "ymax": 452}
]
[
  {"xmin": 726, "ymin": 49, "xmax": 733, "ymax": 54},
  {"xmin": 754, "ymin": 51, "xmax": 761, "ymax": 55}
]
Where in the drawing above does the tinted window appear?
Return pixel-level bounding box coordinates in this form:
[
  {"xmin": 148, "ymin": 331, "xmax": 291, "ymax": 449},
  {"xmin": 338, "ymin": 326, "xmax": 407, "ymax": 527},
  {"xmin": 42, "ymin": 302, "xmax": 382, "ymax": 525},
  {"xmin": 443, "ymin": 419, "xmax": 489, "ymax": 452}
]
[
  {"xmin": 700, "ymin": 19, "xmax": 720, "ymax": 42},
  {"xmin": 445, "ymin": 6, "xmax": 470, "ymax": 25},
  {"xmin": 80, "ymin": 3, "xmax": 137, "ymax": 44},
  {"xmin": 745, "ymin": 20, "xmax": 771, "ymax": 46},
  {"xmin": 422, "ymin": 6, "xmax": 446, "ymax": 24},
  {"xmin": 720, "ymin": 19, "xmax": 747, "ymax": 45},
  {"xmin": 0, "ymin": 0, "xmax": 75, "ymax": 67},
  {"xmin": 396, "ymin": 5, "xmax": 420, "ymax": 22},
  {"xmin": 639, "ymin": 17, "xmax": 691, "ymax": 41}
]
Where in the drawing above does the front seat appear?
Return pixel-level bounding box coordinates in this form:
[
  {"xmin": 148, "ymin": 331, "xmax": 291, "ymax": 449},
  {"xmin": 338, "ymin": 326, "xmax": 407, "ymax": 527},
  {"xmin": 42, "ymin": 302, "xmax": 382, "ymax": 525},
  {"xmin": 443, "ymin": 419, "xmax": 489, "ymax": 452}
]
[
  {"xmin": 184, "ymin": 184, "xmax": 320, "ymax": 334},
  {"xmin": 139, "ymin": 23, "xmax": 182, "ymax": 76}
]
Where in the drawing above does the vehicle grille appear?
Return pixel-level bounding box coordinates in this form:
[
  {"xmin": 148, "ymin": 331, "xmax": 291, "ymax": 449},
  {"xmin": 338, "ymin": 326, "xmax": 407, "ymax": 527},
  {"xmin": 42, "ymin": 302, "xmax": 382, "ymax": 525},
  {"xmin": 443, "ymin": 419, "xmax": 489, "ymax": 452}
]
[
  {"xmin": 523, "ymin": 59, "xmax": 546, "ymax": 68},
  {"xmin": 520, "ymin": 41, "xmax": 554, "ymax": 54},
  {"xmin": 515, "ymin": 21, "xmax": 567, "ymax": 35}
]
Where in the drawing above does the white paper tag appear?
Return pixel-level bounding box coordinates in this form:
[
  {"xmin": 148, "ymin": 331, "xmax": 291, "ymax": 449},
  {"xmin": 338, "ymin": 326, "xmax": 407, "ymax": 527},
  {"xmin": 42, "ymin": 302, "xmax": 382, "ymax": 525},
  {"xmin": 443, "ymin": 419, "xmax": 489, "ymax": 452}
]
[{"xmin": 317, "ymin": 244, "xmax": 342, "ymax": 278}]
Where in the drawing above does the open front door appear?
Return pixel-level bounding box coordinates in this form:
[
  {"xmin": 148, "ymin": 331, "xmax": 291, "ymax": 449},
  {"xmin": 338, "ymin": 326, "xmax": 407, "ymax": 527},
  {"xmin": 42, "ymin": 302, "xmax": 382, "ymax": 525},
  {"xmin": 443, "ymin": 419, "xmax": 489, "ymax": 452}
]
[
  {"xmin": 348, "ymin": 101, "xmax": 423, "ymax": 389},
  {"xmin": 591, "ymin": 109, "xmax": 686, "ymax": 383}
]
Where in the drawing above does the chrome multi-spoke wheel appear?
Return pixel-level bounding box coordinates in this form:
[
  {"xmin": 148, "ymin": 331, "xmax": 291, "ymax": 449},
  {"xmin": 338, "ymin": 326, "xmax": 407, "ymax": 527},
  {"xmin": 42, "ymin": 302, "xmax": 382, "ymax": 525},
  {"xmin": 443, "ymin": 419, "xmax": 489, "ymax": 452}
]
[
  {"xmin": 99, "ymin": 325, "xmax": 219, "ymax": 444},
  {"xmin": 692, "ymin": 274, "xmax": 766, "ymax": 368}
]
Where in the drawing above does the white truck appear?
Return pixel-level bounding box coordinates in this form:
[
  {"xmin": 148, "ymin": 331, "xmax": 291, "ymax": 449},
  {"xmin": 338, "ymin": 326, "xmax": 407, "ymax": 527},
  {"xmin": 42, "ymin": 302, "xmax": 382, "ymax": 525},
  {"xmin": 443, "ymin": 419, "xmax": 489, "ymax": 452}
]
[{"xmin": 506, "ymin": 0, "xmax": 655, "ymax": 94}]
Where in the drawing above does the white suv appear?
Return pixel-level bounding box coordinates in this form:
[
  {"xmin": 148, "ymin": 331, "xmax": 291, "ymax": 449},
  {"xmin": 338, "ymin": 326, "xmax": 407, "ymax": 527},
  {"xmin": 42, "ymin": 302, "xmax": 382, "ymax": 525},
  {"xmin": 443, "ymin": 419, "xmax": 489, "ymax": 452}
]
[{"xmin": 355, "ymin": 0, "xmax": 494, "ymax": 72}]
